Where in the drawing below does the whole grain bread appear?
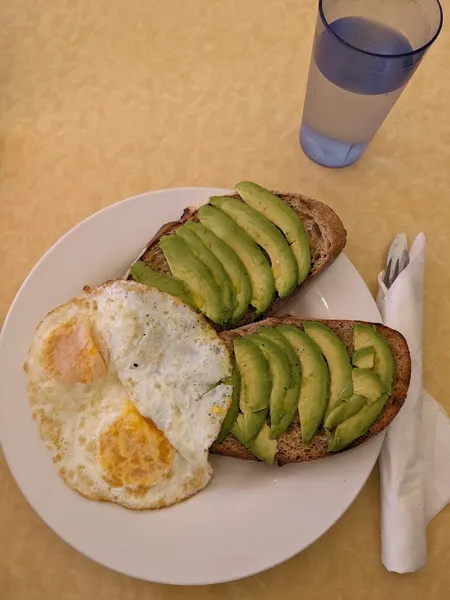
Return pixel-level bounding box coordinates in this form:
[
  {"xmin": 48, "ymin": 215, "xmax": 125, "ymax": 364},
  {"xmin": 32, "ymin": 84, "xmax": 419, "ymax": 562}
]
[
  {"xmin": 125, "ymin": 191, "xmax": 347, "ymax": 328},
  {"xmin": 211, "ymin": 315, "xmax": 411, "ymax": 465}
]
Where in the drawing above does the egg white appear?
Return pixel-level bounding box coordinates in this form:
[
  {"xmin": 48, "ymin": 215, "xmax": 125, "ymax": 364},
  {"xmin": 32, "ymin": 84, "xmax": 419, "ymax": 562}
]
[
  {"xmin": 93, "ymin": 281, "xmax": 233, "ymax": 464},
  {"xmin": 26, "ymin": 280, "xmax": 233, "ymax": 509}
]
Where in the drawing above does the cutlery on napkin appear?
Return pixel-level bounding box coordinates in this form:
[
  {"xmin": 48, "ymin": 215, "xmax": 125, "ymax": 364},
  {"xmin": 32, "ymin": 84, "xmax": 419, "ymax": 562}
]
[{"xmin": 377, "ymin": 233, "xmax": 450, "ymax": 573}]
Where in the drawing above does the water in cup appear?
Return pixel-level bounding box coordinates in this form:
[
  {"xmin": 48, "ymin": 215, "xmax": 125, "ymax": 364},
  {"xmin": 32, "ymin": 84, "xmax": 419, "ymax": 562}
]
[{"xmin": 300, "ymin": 15, "xmax": 420, "ymax": 167}]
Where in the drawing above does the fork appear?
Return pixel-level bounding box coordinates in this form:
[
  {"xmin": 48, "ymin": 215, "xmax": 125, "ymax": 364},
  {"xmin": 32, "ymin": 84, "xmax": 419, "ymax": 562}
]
[{"xmin": 383, "ymin": 233, "xmax": 410, "ymax": 289}]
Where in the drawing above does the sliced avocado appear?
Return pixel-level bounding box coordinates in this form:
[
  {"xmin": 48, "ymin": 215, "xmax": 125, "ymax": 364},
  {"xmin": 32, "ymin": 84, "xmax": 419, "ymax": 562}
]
[
  {"xmin": 159, "ymin": 235, "xmax": 225, "ymax": 324},
  {"xmin": 182, "ymin": 221, "xmax": 251, "ymax": 323},
  {"xmin": 176, "ymin": 224, "xmax": 235, "ymax": 322},
  {"xmin": 232, "ymin": 409, "xmax": 267, "ymax": 448},
  {"xmin": 257, "ymin": 328, "xmax": 302, "ymax": 438},
  {"xmin": 250, "ymin": 422, "xmax": 277, "ymax": 464},
  {"xmin": 209, "ymin": 196, "xmax": 298, "ymax": 298},
  {"xmin": 129, "ymin": 261, "xmax": 195, "ymax": 308},
  {"xmin": 233, "ymin": 337, "xmax": 271, "ymax": 445},
  {"xmin": 328, "ymin": 393, "xmax": 389, "ymax": 452},
  {"xmin": 234, "ymin": 338, "xmax": 271, "ymax": 413},
  {"xmin": 352, "ymin": 346, "xmax": 375, "ymax": 369},
  {"xmin": 216, "ymin": 368, "xmax": 240, "ymax": 443},
  {"xmin": 231, "ymin": 416, "xmax": 277, "ymax": 464},
  {"xmin": 324, "ymin": 363, "xmax": 385, "ymax": 428},
  {"xmin": 257, "ymin": 328, "xmax": 300, "ymax": 369},
  {"xmin": 198, "ymin": 205, "xmax": 275, "ymax": 313},
  {"xmin": 352, "ymin": 368, "xmax": 386, "ymax": 405},
  {"xmin": 246, "ymin": 334, "xmax": 296, "ymax": 439},
  {"xmin": 231, "ymin": 413, "xmax": 248, "ymax": 447},
  {"xmin": 353, "ymin": 324, "xmax": 395, "ymax": 393},
  {"xmin": 277, "ymin": 325, "xmax": 329, "ymax": 443},
  {"xmin": 303, "ymin": 322, "xmax": 353, "ymax": 421},
  {"xmin": 324, "ymin": 394, "xmax": 366, "ymax": 429},
  {"xmin": 235, "ymin": 181, "xmax": 311, "ymax": 284}
]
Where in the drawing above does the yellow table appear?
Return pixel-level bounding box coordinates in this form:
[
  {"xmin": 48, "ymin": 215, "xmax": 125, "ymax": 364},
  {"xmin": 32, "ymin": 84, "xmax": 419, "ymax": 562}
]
[{"xmin": 1, "ymin": 1, "xmax": 449, "ymax": 598}]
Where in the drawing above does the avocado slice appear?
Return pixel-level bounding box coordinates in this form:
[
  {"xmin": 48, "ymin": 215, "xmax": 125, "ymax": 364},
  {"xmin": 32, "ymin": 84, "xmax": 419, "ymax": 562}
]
[
  {"xmin": 352, "ymin": 368, "xmax": 386, "ymax": 405},
  {"xmin": 235, "ymin": 181, "xmax": 311, "ymax": 284},
  {"xmin": 324, "ymin": 394, "xmax": 367, "ymax": 429},
  {"xmin": 277, "ymin": 325, "xmax": 329, "ymax": 443},
  {"xmin": 231, "ymin": 416, "xmax": 277, "ymax": 464},
  {"xmin": 328, "ymin": 393, "xmax": 389, "ymax": 452},
  {"xmin": 246, "ymin": 334, "xmax": 296, "ymax": 439},
  {"xmin": 176, "ymin": 224, "xmax": 235, "ymax": 322},
  {"xmin": 325, "ymin": 368, "xmax": 385, "ymax": 428},
  {"xmin": 182, "ymin": 221, "xmax": 251, "ymax": 323},
  {"xmin": 233, "ymin": 409, "xmax": 267, "ymax": 449},
  {"xmin": 303, "ymin": 322, "xmax": 353, "ymax": 421},
  {"xmin": 159, "ymin": 235, "xmax": 225, "ymax": 324},
  {"xmin": 209, "ymin": 196, "xmax": 298, "ymax": 298},
  {"xmin": 250, "ymin": 422, "xmax": 277, "ymax": 464},
  {"xmin": 198, "ymin": 205, "xmax": 275, "ymax": 313},
  {"xmin": 234, "ymin": 337, "xmax": 271, "ymax": 413},
  {"xmin": 233, "ymin": 337, "xmax": 271, "ymax": 445},
  {"xmin": 216, "ymin": 368, "xmax": 240, "ymax": 443},
  {"xmin": 257, "ymin": 328, "xmax": 302, "ymax": 438},
  {"xmin": 352, "ymin": 346, "xmax": 375, "ymax": 369},
  {"xmin": 353, "ymin": 324, "xmax": 395, "ymax": 393},
  {"xmin": 129, "ymin": 261, "xmax": 196, "ymax": 308}
]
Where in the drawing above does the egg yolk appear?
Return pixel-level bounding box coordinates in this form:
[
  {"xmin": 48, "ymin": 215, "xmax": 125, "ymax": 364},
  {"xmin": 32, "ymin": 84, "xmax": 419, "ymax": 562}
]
[
  {"xmin": 42, "ymin": 317, "xmax": 107, "ymax": 385},
  {"xmin": 99, "ymin": 403, "xmax": 174, "ymax": 488}
]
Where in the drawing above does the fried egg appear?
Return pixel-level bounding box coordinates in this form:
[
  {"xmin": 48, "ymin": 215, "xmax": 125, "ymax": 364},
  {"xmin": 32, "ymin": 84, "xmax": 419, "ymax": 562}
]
[{"xmin": 26, "ymin": 281, "xmax": 233, "ymax": 509}]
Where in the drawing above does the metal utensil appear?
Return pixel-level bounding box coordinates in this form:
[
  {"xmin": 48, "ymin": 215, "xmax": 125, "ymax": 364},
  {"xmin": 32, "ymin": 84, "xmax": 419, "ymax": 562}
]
[{"xmin": 384, "ymin": 233, "xmax": 410, "ymax": 289}]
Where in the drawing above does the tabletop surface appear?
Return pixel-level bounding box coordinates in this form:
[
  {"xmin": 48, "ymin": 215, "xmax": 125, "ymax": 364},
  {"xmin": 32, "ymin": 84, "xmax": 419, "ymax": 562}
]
[{"xmin": 1, "ymin": 0, "xmax": 449, "ymax": 598}]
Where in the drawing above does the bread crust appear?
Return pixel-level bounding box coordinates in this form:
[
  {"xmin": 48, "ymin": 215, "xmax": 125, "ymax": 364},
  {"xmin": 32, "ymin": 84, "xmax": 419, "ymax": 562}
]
[{"xmin": 212, "ymin": 316, "xmax": 411, "ymax": 465}]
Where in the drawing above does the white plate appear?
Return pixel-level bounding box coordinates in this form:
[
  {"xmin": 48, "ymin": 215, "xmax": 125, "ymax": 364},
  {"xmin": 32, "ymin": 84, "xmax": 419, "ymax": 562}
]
[{"xmin": 0, "ymin": 187, "xmax": 383, "ymax": 585}]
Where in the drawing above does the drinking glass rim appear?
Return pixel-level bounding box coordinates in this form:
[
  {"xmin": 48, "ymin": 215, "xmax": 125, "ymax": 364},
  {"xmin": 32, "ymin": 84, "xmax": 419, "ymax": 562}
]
[{"xmin": 318, "ymin": 0, "xmax": 443, "ymax": 59}]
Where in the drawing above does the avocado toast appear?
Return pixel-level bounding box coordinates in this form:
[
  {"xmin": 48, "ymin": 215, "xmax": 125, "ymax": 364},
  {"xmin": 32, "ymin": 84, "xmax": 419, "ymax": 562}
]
[
  {"xmin": 124, "ymin": 182, "xmax": 410, "ymax": 465},
  {"xmin": 126, "ymin": 182, "xmax": 346, "ymax": 328},
  {"xmin": 212, "ymin": 316, "xmax": 411, "ymax": 465}
]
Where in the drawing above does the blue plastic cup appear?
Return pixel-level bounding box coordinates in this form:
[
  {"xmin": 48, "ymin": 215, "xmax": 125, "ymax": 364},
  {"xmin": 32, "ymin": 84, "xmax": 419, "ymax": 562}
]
[{"xmin": 300, "ymin": 0, "xmax": 443, "ymax": 168}]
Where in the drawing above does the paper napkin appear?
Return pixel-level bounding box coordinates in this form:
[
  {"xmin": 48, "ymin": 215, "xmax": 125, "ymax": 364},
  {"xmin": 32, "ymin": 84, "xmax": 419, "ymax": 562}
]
[{"xmin": 376, "ymin": 233, "xmax": 450, "ymax": 573}]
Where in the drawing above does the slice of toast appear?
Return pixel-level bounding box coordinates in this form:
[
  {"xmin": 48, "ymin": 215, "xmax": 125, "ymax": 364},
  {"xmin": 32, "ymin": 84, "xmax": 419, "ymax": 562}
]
[
  {"xmin": 212, "ymin": 316, "xmax": 411, "ymax": 465},
  {"xmin": 125, "ymin": 191, "xmax": 347, "ymax": 327}
]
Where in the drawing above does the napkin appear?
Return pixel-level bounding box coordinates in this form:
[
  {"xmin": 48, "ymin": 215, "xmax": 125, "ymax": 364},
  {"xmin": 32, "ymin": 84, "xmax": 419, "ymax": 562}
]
[{"xmin": 376, "ymin": 233, "xmax": 450, "ymax": 573}]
